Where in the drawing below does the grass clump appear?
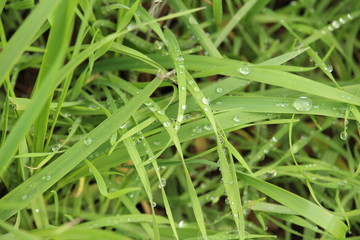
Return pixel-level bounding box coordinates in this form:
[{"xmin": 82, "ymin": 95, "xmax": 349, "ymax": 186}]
[{"xmin": 0, "ymin": 0, "xmax": 359, "ymax": 239}]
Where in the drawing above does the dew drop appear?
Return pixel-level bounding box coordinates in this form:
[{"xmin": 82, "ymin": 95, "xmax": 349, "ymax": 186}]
[
  {"xmin": 149, "ymin": 106, "xmax": 158, "ymax": 112},
  {"xmin": 339, "ymin": 17, "xmax": 346, "ymax": 24},
  {"xmin": 347, "ymin": 13, "xmax": 353, "ymax": 20},
  {"xmin": 42, "ymin": 174, "xmax": 52, "ymax": 181},
  {"xmin": 84, "ymin": 138, "xmax": 93, "ymax": 145},
  {"xmin": 154, "ymin": 141, "xmax": 161, "ymax": 146},
  {"xmin": 21, "ymin": 195, "xmax": 28, "ymax": 200},
  {"xmin": 233, "ymin": 115, "xmax": 241, "ymax": 122},
  {"xmin": 332, "ymin": 20, "xmax": 340, "ymax": 29},
  {"xmin": 179, "ymin": 220, "xmax": 186, "ymax": 228},
  {"xmin": 64, "ymin": 112, "xmax": 71, "ymax": 117},
  {"xmin": 144, "ymin": 101, "xmax": 152, "ymax": 106},
  {"xmin": 216, "ymin": 87, "xmax": 224, "ymax": 93},
  {"xmin": 34, "ymin": 209, "xmax": 40, "ymax": 213},
  {"xmin": 158, "ymin": 178, "xmax": 166, "ymax": 188},
  {"xmin": 238, "ymin": 66, "xmax": 250, "ymax": 75},
  {"xmin": 181, "ymin": 104, "xmax": 187, "ymax": 110},
  {"xmin": 176, "ymin": 56, "xmax": 184, "ymax": 62},
  {"xmin": 293, "ymin": 96, "xmax": 312, "ymax": 112},
  {"xmin": 119, "ymin": 123, "xmax": 127, "ymax": 129},
  {"xmin": 203, "ymin": 124, "xmax": 213, "ymax": 131},
  {"xmin": 340, "ymin": 131, "xmax": 348, "ymax": 140},
  {"xmin": 88, "ymin": 104, "xmax": 99, "ymax": 110},
  {"xmin": 151, "ymin": 201, "xmax": 157, "ymax": 208},
  {"xmin": 325, "ymin": 64, "xmax": 333, "ymax": 73},
  {"xmin": 157, "ymin": 110, "xmax": 165, "ymax": 115},
  {"xmin": 267, "ymin": 170, "xmax": 277, "ymax": 178},
  {"xmin": 51, "ymin": 144, "xmax": 61, "ymax": 152},
  {"xmin": 163, "ymin": 121, "xmax": 171, "ymax": 128},
  {"xmin": 193, "ymin": 126, "xmax": 203, "ymax": 134},
  {"xmin": 202, "ymin": 97, "xmax": 209, "ymax": 105},
  {"xmin": 272, "ymin": 136, "xmax": 278, "ymax": 142},
  {"xmin": 194, "ymin": 87, "xmax": 200, "ymax": 92},
  {"xmin": 328, "ymin": 25, "xmax": 334, "ymax": 31}
]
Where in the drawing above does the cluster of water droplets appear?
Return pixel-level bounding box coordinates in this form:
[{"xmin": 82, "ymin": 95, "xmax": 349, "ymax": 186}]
[{"xmin": 323, "ymin": 13, "xmax": 353, "ymax": 34}]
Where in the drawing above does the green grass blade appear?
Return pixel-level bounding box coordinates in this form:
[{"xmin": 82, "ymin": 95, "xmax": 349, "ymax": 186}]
[
  {"xmin": 238, "ymin": 172, "xmax": 348, "ymax": 239},
  {"xmin": 0, "ymin": 0, "xmax": 61, "ymax": 86}
]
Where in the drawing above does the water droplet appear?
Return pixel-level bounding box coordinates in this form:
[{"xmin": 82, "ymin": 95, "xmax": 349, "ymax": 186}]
[
  {"xmin": 233, "ymin": 115, "xmax": 241, "ymax": 122},
  {"xmin": 193, "ymin": 126, "xmax": 203, "ymax": 134},
  {"xmin": 21, "ymin": 195, "xmax": 27, "ymax": 200},
  {"xmin": 194, "ymin": 87, "xmax": 200, "ymax": 92},
  {"xmin": 51, "ymin": 144, "xmax": 61, "ymax": 152},
  {"xmin": 216, "ymin": 100, "xmax": 223, "ymax": 105},
  {"xmin": 332, "ymin": 20, "xmax": 340, "ymax": 29},
  {"xmin": 176, "ymin": 56, "xmax": 184, "ymax": 62},
  {"xmin": 179, "ymin": 220, "xmax": 186, "ymax": 228},
  {"xmin": 347, "ymin": 13, "xmax": 353, "ymax": 20},
  {"xmin": 225, "ymin": 198, "xmax": 230, "ymax": 205},
  {"xmin": 340, "ymin": 131, "xmax": 348, "ymax": 140},
  {"xmin": 179, "ymin": 64, "xmax": 185, "ymax": 69},
  {"xmin": 325, "ymin": 64, "xmax": 333, "ymax": 72},
  {"xmin": 267, "ymin": 170, "xmax": 277, "ymax": 178},
  {"xmin": 157, "ymin": 110, "xmax": 165, "ymax": 115},
  {"xmin": 119, "ymin": 123, "xmax": 127, "ymax": 129},
  {"xmin": 144, "ymin": 101, "xmax": 152, "ymax": 106},
  {"xmin": 181, "ymin": 86, "xmax": 186, "ymax": 91},
  {"xmin": 84, "ymin": 138, "xmax": 93, "ymax": 145},
  {"xmin": 181, "ymin": 104, "xmax": 187, "ymax": 111},
  {"xmin": 272, "ymin": 136, "xmax": 278, "ymax": 142},
  {"xmin": 64, "ymin": 112, "xmax": 71, "ymax": 117},
  {"xmin": 42, "ymin": 174, "xmax": 51, "ymax": 181},
  {"xmin": 202, "ymin": 97, "xmax": 209, "ymax": 105},
  {"xmin": 154, "ymin": 141, "xmax": 161, "ymax": 146},
  {"xmin": 163, "ymin": 121, "xmax": 171, "ymax": 127},
  {"xmin": 149, "ymin": 106, "xmax": 158, "ymax": 112},
  {"xmin": 216, "ymin": 87, "xmax": 224, "ymax": 93},
  {"xmin": 203, "ymin": 124, "xmax": 213, "ymax": 131},
  {"xmin": 88, "ymin": 104, "xmax": 99, "ymax": 110},
  {"xmin": 158, "ymin": 178, "xmax": 166, "ymax": 188},
  {"xmin": 238, "ymin": 66, "xmax": 250, "ymax": 75},
  {"xmin": 328, "ymin": 25, "xmax": 334, "ymax": 31},
  {"xmin": 151, "ymin": 201, "xmax": 157, "ymax": 208},
  {"xmin": 34, "ymin": 209, "xmax": 40, "ymax": 213},
  {"xmin": 293, "ymin": 96, "xmax": 312, "ymax": 112},
  {"xmin": 339, "ymin": 17, "xmax": 346, "ymax": 24}
]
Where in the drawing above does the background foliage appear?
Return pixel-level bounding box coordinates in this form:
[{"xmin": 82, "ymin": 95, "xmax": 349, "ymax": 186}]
[{"xmin": 0, "ymin": 0, "xmax": 359, "ymax": 239}]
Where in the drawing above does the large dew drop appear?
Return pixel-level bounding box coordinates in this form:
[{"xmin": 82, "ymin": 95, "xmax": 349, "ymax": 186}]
[
  {"xmin": 84, "ymin": 138, "xmax": 93, "ymax": 145},
  {"xmin": 340, "ymin": 131, "xmax": 348, "ymax": 140},
  {"xmin": 293, "ymin": 96, "xmax": 312, "ymax": 112},
  {"xmin": 238, "ymin": 66, "xmax": 250, "ymax": 75}
]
